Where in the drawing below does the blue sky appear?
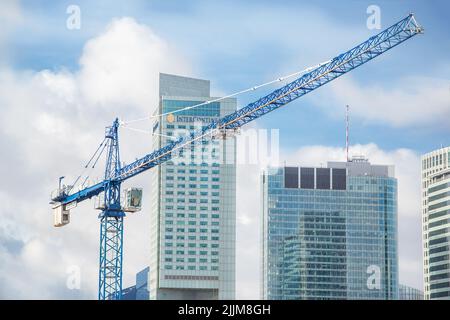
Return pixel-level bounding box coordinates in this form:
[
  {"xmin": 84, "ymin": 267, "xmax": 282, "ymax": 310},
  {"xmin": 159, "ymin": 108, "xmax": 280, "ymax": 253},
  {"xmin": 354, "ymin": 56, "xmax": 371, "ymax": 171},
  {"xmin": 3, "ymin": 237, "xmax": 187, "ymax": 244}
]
[
  {"xmin": 0, "ymin": 0, "xmax": 449, "ymax": 298},
  {"xmin": 7, "ymin": 0, "xmax": 450, "ymax": 155}
]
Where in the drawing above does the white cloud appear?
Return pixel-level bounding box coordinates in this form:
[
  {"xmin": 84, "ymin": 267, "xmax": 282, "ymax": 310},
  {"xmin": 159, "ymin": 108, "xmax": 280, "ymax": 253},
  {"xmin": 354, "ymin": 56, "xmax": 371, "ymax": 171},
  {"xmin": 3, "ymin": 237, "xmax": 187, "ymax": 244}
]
[
  {"xmin": 0, "ymin": 17, "xmax": 189, "ymax": 299},
  {"xmin": 317, "ymin": 75, "xmax": 450, "ymax": 127},
  {"xmin": 78, "ymin": 17, "xmax": 189, "ymax": 110}
]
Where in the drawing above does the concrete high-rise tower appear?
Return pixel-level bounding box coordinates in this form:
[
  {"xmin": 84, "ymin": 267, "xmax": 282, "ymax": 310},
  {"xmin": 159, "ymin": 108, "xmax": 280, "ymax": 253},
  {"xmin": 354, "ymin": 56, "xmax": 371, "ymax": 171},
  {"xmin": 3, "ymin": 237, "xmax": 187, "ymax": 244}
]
[
  {"xmin": 421, "ymin": 146, "xmax": 450, "ymax": 299},
  {"xmin": 148, "ymin": 73, "xmax": 236, "ymax": 300}
]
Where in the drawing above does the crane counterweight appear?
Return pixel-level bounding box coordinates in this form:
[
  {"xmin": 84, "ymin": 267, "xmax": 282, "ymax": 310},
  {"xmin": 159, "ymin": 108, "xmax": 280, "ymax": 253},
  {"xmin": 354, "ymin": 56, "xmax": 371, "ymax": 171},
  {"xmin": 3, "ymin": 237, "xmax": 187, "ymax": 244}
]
[{"xmin": 53, "ymin": 204, "xmax": 70, "ymax": 227}]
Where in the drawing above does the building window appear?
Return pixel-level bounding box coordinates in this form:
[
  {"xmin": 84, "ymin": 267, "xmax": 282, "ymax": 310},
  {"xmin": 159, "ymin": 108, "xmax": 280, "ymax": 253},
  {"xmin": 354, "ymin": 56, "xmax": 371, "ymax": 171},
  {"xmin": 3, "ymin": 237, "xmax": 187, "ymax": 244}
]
[
  {"xmin": 332, "ymin": 168, "xmax": 346, "ymax": 190},
  {"xmin": 316, "ymin": 168, "xmax": 330, "ymax": 190},
  {"xmin": 300, "ymin": 167, "xmax": 314, "ymax": 189},
  {"xmin": 285, "ymin": 167, "xmax": 299, "ymax": 188}
]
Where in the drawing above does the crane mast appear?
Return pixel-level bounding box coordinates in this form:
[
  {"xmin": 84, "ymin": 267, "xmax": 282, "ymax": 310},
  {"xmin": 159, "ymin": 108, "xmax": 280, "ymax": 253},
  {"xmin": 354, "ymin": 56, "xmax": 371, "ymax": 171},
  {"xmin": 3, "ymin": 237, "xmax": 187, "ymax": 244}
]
[
  {"xmin": 98, "ymin": 119, "xmax": 124, "ymax": 300},
  {"xmin": 50, "ymin": 14, "xmax": 423, "ymax": 299}
]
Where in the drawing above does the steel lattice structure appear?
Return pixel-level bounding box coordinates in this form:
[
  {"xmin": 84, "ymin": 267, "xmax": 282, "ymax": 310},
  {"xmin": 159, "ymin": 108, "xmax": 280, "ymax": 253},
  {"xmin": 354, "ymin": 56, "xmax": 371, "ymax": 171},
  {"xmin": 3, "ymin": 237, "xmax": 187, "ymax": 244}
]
[
  {"xmin": 98, "ymin": 120, "xmax": 125, "ymax": 300},
  {"xmin": 50, "ymin": 14, "xmax": 423, "ymax": 300}
]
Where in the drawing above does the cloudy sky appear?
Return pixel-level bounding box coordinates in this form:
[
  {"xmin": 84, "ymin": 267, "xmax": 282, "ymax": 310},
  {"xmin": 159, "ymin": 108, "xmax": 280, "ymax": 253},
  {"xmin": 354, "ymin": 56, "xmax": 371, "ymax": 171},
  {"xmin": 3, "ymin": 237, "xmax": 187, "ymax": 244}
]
[{"xmin": 0, "ymin": 0, "xmax": 449, "ymax": 299}]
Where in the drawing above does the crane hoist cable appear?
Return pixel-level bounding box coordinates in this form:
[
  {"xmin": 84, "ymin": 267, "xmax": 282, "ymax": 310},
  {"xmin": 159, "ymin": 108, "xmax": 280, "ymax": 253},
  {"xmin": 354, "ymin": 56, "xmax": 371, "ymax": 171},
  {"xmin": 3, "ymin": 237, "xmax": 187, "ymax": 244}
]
[
  {"xmin": 119, "ymin": 59, "xmax": 331, "ymax": 126},
  {"xmin": 116, "ymin": 18, "xmax": 423, "ymax": 181},
  {"xmin": 67, "ymin": 138, "xmax": 107, "ymax": 194}
]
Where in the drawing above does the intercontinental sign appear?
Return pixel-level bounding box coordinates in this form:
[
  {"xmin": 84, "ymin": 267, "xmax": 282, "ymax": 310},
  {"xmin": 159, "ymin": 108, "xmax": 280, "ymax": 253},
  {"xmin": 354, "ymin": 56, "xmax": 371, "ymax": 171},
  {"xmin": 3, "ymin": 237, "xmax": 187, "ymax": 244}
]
[{"xmin": 172, "ymin": 115, "xmax": 216, "ymax": 124}]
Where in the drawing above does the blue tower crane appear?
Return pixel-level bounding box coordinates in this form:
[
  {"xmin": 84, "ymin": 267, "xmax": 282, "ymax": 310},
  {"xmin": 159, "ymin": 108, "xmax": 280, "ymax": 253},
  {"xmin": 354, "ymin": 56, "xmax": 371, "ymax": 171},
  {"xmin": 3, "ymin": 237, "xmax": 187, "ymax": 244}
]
[{"xmin": 50, "ymin": 14, "xmax": 423, "ymax": 300}]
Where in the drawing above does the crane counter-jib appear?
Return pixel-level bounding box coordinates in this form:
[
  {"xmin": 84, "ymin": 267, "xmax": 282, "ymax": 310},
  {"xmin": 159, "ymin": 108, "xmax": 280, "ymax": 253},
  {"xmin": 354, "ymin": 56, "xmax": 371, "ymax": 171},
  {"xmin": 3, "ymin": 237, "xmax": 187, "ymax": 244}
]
[{"xmin": 58, "ymin": 181, "xmax": 106, "ymax": 205}]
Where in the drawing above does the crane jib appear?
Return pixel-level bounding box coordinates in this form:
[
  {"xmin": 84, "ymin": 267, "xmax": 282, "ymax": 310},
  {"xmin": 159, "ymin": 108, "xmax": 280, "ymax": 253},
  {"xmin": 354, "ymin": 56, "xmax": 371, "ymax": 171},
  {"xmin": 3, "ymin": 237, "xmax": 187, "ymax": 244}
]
[
  {"xmin": 114, "ymin": 14, "xmax": 423, "ymax": 184},
  {"xmin": 54, "ymin": 14, "xmax": 422, "ymax": 207}
]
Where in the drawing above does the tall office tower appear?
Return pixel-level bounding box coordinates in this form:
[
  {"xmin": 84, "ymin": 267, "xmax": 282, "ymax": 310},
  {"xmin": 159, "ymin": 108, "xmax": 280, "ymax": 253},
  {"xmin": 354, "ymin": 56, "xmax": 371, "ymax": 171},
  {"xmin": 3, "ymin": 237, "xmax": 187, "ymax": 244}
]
[
  {"xmin": 136, "ymin": 267, "xmax": 150, "ymax": 300},
  {"xmin": 399, "ymin": 284, "xmax": 423, "ymax": 300},
  {"xmin": 116, "ymin": 267, "xmax": 150, "ymax": 300},
  {"xmin": 148, "ymin": 73, "xmax": 236, "ymax": 300},
  {"xmin": 261, "ymin": 157, "xmax": 399, "ymax": 300},
  {"xmin": 421, "ymin": 146, "xmax": 450, "ymax": 300}
]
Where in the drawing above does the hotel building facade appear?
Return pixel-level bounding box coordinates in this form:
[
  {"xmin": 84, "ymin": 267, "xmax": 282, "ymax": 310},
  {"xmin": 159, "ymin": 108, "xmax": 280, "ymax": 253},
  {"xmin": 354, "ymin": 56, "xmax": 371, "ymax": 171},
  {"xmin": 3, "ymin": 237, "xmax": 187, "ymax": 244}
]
[
  {"xmin": 148, "ymin": 73, "xmax": 236, "ymax": 299},
  {"xmin": 421, "ymin": 146, "xmax": 450, "ymax": 299}
]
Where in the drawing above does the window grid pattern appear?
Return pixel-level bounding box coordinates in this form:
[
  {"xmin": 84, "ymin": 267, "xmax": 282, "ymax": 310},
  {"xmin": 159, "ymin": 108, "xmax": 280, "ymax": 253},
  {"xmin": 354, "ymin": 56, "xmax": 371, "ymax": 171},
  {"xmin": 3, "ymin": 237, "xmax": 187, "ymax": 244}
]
[
  {"xmin": 149, "ymin": 94, "xmax": 236, "ymax": 300},
  {"xmin": 262, "ymin": 167, "xmax": 398, "ymax": 300},
  {"xmin": 421, "ymin": 147, "xmax": 450, "ymax": 299}
]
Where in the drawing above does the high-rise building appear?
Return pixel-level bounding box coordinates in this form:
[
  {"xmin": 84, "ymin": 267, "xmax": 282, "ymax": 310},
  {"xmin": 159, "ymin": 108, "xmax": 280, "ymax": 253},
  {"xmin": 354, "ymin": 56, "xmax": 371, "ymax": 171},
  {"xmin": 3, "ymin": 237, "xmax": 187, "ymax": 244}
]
[
  {"xmin": 136, "ymin": 267, "xmax": 150, "ymax": 300},
  {"xmin": 421, "ymin": 146, "xmax": 450, "ymax": 300},
  {"xmin": 110, "ymin": 267, "xmax": 149, "ymax": 300},
  {"xmin": 399, "ymin": 284, "xmax": 423, "ymax": 300},
  {"xmin": 261, "ymin": 157, "xmax": 399, "ymax": 300},
  {"xmin": 148, "ymin": 73, "xmax": 236, "ymax": 300}
]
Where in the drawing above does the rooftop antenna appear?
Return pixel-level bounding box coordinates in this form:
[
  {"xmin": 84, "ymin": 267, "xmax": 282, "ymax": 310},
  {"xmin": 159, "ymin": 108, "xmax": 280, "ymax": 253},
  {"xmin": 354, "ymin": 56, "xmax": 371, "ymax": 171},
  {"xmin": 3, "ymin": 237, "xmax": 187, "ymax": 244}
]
[{"xmin": 346, "ymin": 105, "xmax": 349, "ymax": 162}]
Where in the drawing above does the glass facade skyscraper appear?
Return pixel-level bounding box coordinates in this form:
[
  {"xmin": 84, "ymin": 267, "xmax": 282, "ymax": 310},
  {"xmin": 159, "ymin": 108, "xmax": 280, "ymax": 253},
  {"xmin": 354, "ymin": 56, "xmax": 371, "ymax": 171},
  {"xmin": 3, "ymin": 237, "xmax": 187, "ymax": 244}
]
[
  {"xmin": 148, "ymin": 73, "xmax": 236, "ymax": 300},
  {"xmin": 421, "ymin": 146, "xmax": 450, "ymax": 300},
  {"xmin": 399, "ymin": 284, "xmax": 423, "ymax": 300},
  {"xmin": 136, "ymin": 267, "xmax": 150, "ymax": 300},
  {"xmin": 117, "ymin": 267, "xmax": 150, "ymax": 300},
  {"xmin": 261, "ymin": 158, "xmax": 398, "ymax": 300}
]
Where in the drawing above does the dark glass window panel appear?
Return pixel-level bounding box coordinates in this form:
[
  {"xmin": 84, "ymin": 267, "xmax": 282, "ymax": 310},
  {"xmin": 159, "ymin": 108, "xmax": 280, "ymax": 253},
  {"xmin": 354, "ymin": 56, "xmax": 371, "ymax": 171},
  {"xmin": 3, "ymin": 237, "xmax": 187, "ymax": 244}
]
[
  {"xmin": 431, "ymin": 290, "xmax": 450, "ymax": 298},
  {"xmin": 300, "ymin": 167, "xmax": 315, "ymax": 189},
  {"xmin": 430, "ymin": 281, "xmax": 450, "ymax": 290},
  {"xmin": 332, "ymin": 168, "xmax": 346, "ymax": 190},
  {"xmin": 429, "ymin": 182, "xmax": 450, "ymax": 194},
  {"xmin": 429, "ymin": 209, "xmax": 450, "ymax": 221},
  {"xmin": 429, "ymin": 245, "xmax": 449, "ymax": 255},
  {"xmin": 316, "ymin": 168, "xmax": 330, "ymax": 190},
  {"xmin": 284, "ymin": 167, "xmax": 298, "ymax": 189},
  {"xmin": 429, "ymin": 236, "xmax": 450, "ymax": 246},
  {"xmin": 430, "ymin": 272, "xmax": 450, "ymax": 281}
]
